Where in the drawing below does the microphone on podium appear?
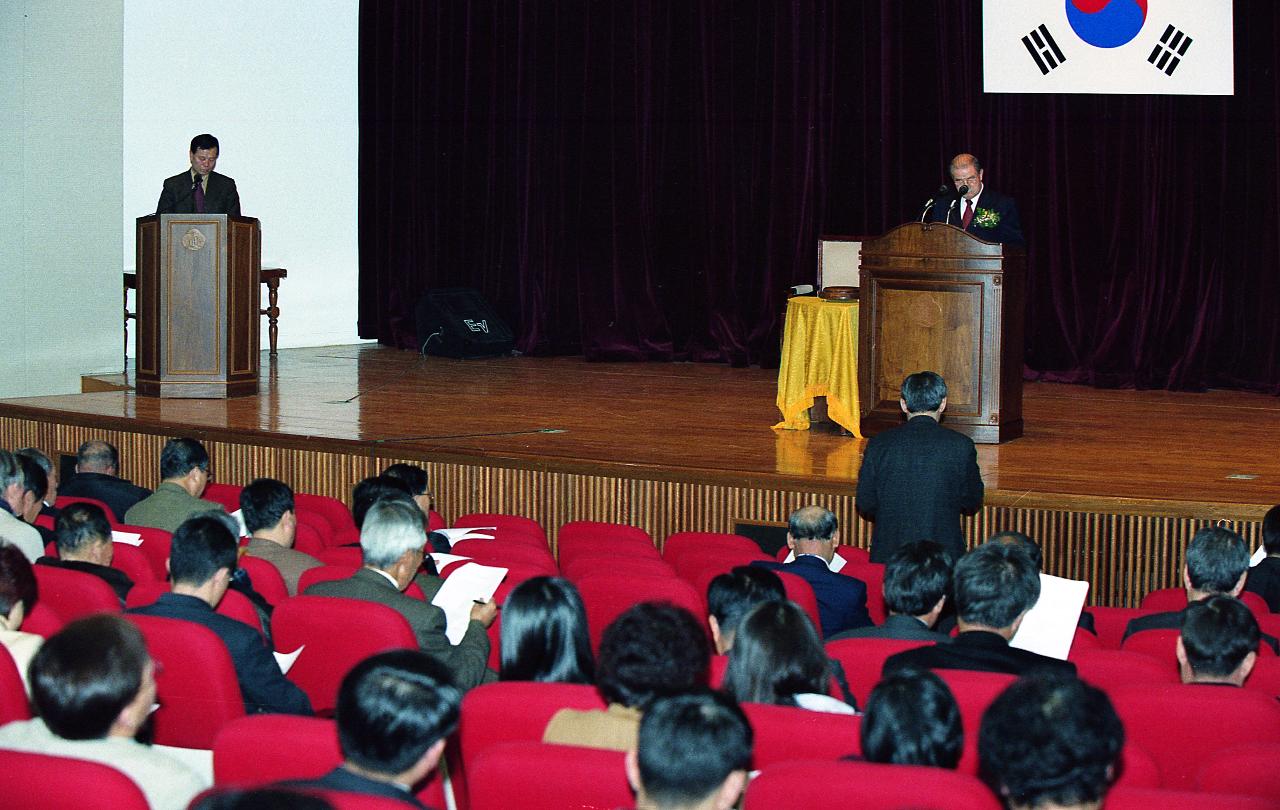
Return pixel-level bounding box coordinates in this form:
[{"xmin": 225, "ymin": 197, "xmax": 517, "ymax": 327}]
[
  {"xmin": 919, "ymin": 184, "xmax": 952, "ymax": 222},
  {"xmin": 945, "ymin": 185, "xmax": 969, "ymax": 225}
]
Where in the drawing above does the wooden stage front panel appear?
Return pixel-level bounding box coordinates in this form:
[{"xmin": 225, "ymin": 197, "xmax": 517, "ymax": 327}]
[{"xmin": 0, "ymin": 345, "xmax": 1275, "ymax": 607}]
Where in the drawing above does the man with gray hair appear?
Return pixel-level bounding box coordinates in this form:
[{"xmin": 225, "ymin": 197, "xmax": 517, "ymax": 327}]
[
  {"xmin": 305, "ymin": 499, "xmax": 496, "ymax": 689},
  {"xmin": 60, "ymin": 440, "xmax": 152, "ymax": 522},
  {"xmin": 0, "ymin": 450, "xmax": 44, "ymax": 562}
]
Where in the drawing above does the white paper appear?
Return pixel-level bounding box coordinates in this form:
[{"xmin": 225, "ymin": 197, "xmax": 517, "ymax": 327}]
[
  {"xmin": 153, "ymin": 745, "xmax": 214, "ymax": 782},
  {"xmin": 228, "ymin": 509, "xmax": 249, "ymax": 538},
  {"xmin": 1252, "ymin": 545, "xmax": 1267, "ymax": 567},
  {"xmin": 1009, "ymin": 573, "xmax": 1090, "ymax": 660},
  {"xmin": 112, "ymin": 531, "xmax": 143, "ymax": 547},
  {"xmin": 782, "ymin": 550, "xmax": 846, "ymax": 573},
  {"xmin": 431, "ymin": 527, "xmax": 497, "ymax": 546},
  {"xmin": 429, "ymin": 553, "xmax": 472, "ymax": 569},
  {"xmin": 431, "ymin": 562, "xmax": 507, "ymax": 645},
  {"xmin": 274, "ymin": 646, "xmax": 304, "ymax": 675}
]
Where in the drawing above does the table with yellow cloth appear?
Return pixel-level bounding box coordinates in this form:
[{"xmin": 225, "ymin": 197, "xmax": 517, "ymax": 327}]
[{"xmin": 773, "ymin": 296, "xmax": 861, "ymax": 437}]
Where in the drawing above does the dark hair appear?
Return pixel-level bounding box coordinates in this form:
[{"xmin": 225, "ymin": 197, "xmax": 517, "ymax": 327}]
[
  {"xmin": 596, "ymin": 602, "xmax": 709, "ymax": 709},
  {"xmin": 986, "ymin": 530, "xmax": 1043, "ymax": 572},
  {"xmin": 788, "ymin": 506, "xmax": 838, "ymax": 541},
  {"xmin": 30, "ymin": 615, "xmax": 150, "ymax": 740},
  {"xmin": 190, "ymin": 133, "xmax": 220, "ymax": 153},
  {"xmin": 721, "ymin": 600, "xmax": 829, "ymax": 707},
  {"xmin": 637, "ymin": 691, "xmax": 751, "ymax": 806},
  {"xmin": 192, "ymin": 790, "xmax": 333, "ymax": 810},
  {"xmin": 861, "ymin": 668, "xmax": 962, "ymax": 768},
  {"xmin": 239, "ymin": 478, "xmax": 295, "ymax": 534},
  {"xmin": 1181, "ymin": 595, "xmax": 1260, "ymax": 678},
  {"xmin": 500, "ymin": 576, "xmax": 594, "ymax": 684},
  {"xmin": 979, "ymin": 674, "xmax": 1123, "ymax": 809},
  {"xmin": 351, "ymin": 475, "xmax": 415, "ymax": 529},
  {"xmin": 901, "ymin": 371, "xmax": 947, "ymax": 413},
  {"xmin": 883, "ymin": 541, "xmax": 952, "ymax": 617},
  {"xmin": 16, "ymin": 455, "xmax": 46, "ymax": 503},
  {"xmin": 76, "ymin": 440, "xmax": 119, "ymax": 472},
  {"xmin": 383, "ymin": 463, "xmax": 429, "ymax": 497},
  {"xmin": 1186, "ymin": 525, "xmax": 1249, "ymax": 594},
  {"xmin": 707, "ymin": 566, "xmax": 785, "ymax": 643},
  {"xmin": 954, "ymin": 541, "xmax": 1040, "ymax": 629},
  {"xmin": 1263, "ymin": 505, "xmax": 1280, "ymax": 556},
  {"xmin": 54, "ymin": 502, "xmax": 113, "ymax": 556},
  {"xmin": 0, "ymin": 543, "xmax": 37, "ymax": 616},
  {"xmin": 336, "ymin": 649, "xmax": 461, "ymax": 776},
  {"xmin": 159, "ymin": 437, "xmax": 209, "ymax": 480},
  {"xmin": 168, "ymin": 514, "xmax": 238, "ymax": 586}
]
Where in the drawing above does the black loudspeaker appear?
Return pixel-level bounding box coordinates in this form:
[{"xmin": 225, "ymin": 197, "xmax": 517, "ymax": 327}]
[{"xmin": 414, "ymin": 288, "xmax": 515, "ymax": 359}]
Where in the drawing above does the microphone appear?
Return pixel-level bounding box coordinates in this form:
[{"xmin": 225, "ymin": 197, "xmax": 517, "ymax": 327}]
[
  {"xmin": 920, "ymin": 184, "xmax": 951, "ymax": 222},
  {"xmin": 945, "ymin": 185, "xmax": 969, "ymax": 225}
]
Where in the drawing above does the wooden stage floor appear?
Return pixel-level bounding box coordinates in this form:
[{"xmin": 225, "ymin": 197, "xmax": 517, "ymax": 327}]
[{"xmin": 2, "ymin": 344, "xmax": 1276, "ymax": 520}]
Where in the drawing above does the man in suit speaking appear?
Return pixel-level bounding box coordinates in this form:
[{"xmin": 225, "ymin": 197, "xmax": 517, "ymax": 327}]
[
  {"xmin": 930, "ymin": 153, "xmax": 1022, "ymax": 245},
  {"xmin": 156, "ymin": 133, "xmax": 241, "ymax": 216}
]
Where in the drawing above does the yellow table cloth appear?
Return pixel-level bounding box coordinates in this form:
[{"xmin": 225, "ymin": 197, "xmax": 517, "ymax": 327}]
[{"xmin": 773, "ymin": 296, "xmax": 862, "ymax": 437}]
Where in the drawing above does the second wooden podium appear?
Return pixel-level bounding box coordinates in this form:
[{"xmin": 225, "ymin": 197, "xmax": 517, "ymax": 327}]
[
  {"xmin": 135, "ymin": 214, "xmax": 261, "ymax": 398},
  {"xmin": 858, "ymin": 222, "xmax": 1025, "ymax": 443}
]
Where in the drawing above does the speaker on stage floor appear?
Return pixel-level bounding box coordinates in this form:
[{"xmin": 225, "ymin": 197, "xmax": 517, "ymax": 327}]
[{"xmin": 414, "ymin": 288, "xmax": 515, "ymax": 359}]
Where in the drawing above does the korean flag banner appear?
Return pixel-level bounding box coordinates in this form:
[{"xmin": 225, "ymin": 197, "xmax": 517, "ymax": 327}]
[{"xmin": 983, "ymin": 1, "xmax": 1233, "ymax": 95}]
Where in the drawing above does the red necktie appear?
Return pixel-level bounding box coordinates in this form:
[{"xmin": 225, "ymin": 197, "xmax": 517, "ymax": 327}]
[
  {"xmin": 961, "ymin": 199, "xmax": 974, "ymax": 229},
  {"xmin": 194, "ymin": 175, "xmax": 206, "ymax": 214}
]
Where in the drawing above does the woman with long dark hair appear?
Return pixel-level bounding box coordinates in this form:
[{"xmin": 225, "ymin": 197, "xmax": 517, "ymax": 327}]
[{"xmin": 500, "ymin": 576, "xmax": 594, "ymax": 684}]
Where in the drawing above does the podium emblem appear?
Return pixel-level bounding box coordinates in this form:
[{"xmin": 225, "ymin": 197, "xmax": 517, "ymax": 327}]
[{"xmin": 181, "ymin": 228, "xmax": 207, "ymax": 252}]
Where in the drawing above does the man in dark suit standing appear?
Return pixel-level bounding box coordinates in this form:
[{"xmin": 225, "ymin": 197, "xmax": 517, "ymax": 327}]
[
  {"xmin": 752, "ymin": 506, "xmax": 872, "ymax": 638},
  {"xmin": 156, "ymin": 133, "xmax": 241, "ymax": 216},
  {"xmin": 929, "ymin": 153, "xmax": 1023, "ymax": 245},
  {"xmin": 856, "ymin": 371, "xmax": 984, "ymax": 563}
]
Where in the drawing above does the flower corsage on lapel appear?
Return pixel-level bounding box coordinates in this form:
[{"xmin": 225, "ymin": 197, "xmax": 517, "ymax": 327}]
[{"xmin": 973, "ymin": 208, "xmax": 1001, "ymax": 229}]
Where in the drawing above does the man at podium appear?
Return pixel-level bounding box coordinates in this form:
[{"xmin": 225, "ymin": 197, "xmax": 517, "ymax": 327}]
[
  {"xmin": 929, "ymin": 153, "xmax": 1022, "ymax": 245},
  {"xmin": 155, "ymin": 133, "xmax": 241, "ymax": 216}
]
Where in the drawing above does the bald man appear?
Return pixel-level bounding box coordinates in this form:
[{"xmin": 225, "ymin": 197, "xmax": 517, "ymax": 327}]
[{"xmin": 929, "ymin": 153, "xmax": 1023, "ymax": 245}]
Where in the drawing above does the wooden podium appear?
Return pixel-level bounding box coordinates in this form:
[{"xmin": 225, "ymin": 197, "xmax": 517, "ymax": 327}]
[
  {"xmin": 135, "ymin": 214, "xmax": 261, "ymax": 398},
  {"xmin": 858, "ymin": 222, "xmax": 1025, "ymax": 443}
]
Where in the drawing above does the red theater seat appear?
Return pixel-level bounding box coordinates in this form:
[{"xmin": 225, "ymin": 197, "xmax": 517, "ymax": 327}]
[
  {"xmin": 467, "ymin": 741, "xmax": 631, "ymax": 810},
  {"xmin": 32, "ymin": 564, "xmax": 120, "ymax": 621},
  {"xmin": 237, "ymin": 554, "xmax": 290, "ymax": 606},
  {"xmin": 824, "ymin": 637, "xmax": 933, "ymax": 708},
  {"xmin": 0, "ymin": 646, "xmax": 30, "ymax": 724},
  {"xmin": 743, "ymin": 760, "xmax": 1001, "ymax": 810},
  {"xmin": 741, "ymin": 702, "xmax": 861, "ymax": 769},
  {"xmin": 1196, "ymin": 743, "xmax": 1280, "ymax": 801},
  {"xmin": 575, "ymin": 572, "xmax": 706, "ymax": 651},
  {"xmin": 0, "ymin": 750, "xmax": 150, "ymax": 810},
  {"xmin": 662, "ymin": 531, "xmax": 763, "ymax": 568}
]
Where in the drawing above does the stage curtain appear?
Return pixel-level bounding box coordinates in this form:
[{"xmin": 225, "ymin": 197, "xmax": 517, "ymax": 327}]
[{"xmin": 359, "ymin": 1, "xmax": 1280, "ymax": 392}]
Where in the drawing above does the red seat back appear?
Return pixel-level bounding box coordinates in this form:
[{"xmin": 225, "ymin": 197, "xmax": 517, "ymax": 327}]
[
  {"xmin": 299, "ymin": 565, "xmax": 359, "ymax": 594},
  {"xmin": 113, "ymin": 524, "xmax": 172, "ymax": 580},
  {"xmin": 201, "ymin": 482, "xmax": 245, "ymax": 512},
  {"xmin": 468, "ymin": 741, "xmax": 631, "ymax": 810},
  {"xmin": 934, "ymin": 670, "xmax": 1018, "ymax": 775},
  {"xmin": 454, "ymin": 513, "xmax": 548, "ymax": 546},
  {"xmin": 841, "ymin": 561, "xmax": 887, "ymax": 624},
  {"xmin": 741, "ymin": 702, "xmax": 861, "ymax": 769},
  {"xmin": 559, "ymin": 520, "xmax": 651, "ymax": 546},
  {"xmin": 558, "ymin": 530, "xmax": 659, "ymax": 571},
  {"xmin": 1089, "ymin": 606, "xmax": 1158, "ymax": 649},
  {"xmin": 0, "ymin": 750, "xmax": 150, "ymax": 810},
  {"xmin": 54, "ymin": 496, "xmax": 120, "ymax": 524},
  {"xmin": 22, "ymin": 602, "xmax": 64, "ymax": 638},
  {"xmin": 774, "ymin": 571, "xmax": 823, "ymax": 635},
  {"xmin": 317, "ymin": 546, "xmax": 365, "ymax": 568},
  {"xmin": 294, "ymin": 492, "xmax": 358, "ymax": 543},
  {"xmin": 575, "ymin": 572, "xmax": 706, "ymax": 651},
  {"xmin": 272, "ymin": 595, "xmax": 418, "ymax": 714},
  {"xmin": 1104, "ymin": 786, "xmax": 1280, "ymax": 810},
  {"xmin": 450, "ymin": 538, "xmax": 557, "ymax": 571},
  {"xmin": 1071, "ymin": 649, "xmax": 1180, "ymax": 692},
  {"xmin": 109, "ymin": 542, "xmax": 159, "ymax": 584},
  {"xmin": 673, "ymin": 546, "xmax": 770, "ymax": 588},
  {"xmin": 32, "ymin": 564, "xmax": 120, "ymax": 621},
  {"xmin": 292, "ymin": 517, "xmax": 329, "ymax": 556},
  {"xmin": 663, "ymin": 531, "xmax": 763, "ymax": 567},
  {"xmin": 1140, "ymin": 587, "xmax": 1271, "ymax": 620},
  {"xmin": 1244, "ymin": 652, "xmax": 1280, "ymax": 699},
  {"xmin": 238, "ymin": 555, "xmax": 291, "ymax": 606},
  {"xmin": 1196, "ymin": 742, "xmax": 1280, "ymax": 800},
  {"xmin": 824, "ymin": 637, "xmax": 933, "ymax": 708},
  {"xmin": 0, "ymin": 645, "xmax": 30, "ymax": 724},
  {"xmin": 562, "ymin": 554, "xmax": 674, "ymax": 582},
  {"xmin": 743, "ymin": 760, "xmax": 1001, "ymax": 810},
  {"xmin": 127, "ymin": 613, "xmax": 246, "ymax": 748}
]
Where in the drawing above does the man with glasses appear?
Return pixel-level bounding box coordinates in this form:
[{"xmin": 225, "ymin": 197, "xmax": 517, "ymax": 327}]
[
  {"xmin": 929, "ymin": 153, "xmax": 1024, "ymax": 245},
  {"xmin": 124, "ymin": 437, "xmax": 224, "ymax": 532},
  {"xmin": 129, "ymin": 514, "xmax": 312, "ymax": 715}
]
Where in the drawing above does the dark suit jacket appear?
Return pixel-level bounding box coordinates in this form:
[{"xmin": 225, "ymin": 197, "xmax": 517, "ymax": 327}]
[
  {"xmin": 826, "ymin": 613, "xmax": 952, "ymax": 643},
  {"xmin": 128, "ymin": 592, "xmax": 312, "ymax": 716},
  {"xmin": 753, "ymin": 555, "xmax": 872, "ymax": 638},
  {"xmin": 882, "ymin": 630, "xmax": 1076, "ymax": 678},
  {"xmin": 1246, "ymin": 557, "xmax": 1280, "ymax": 613},
  {"xmin": 36, "ymin": 557, "xmax": 133, "ymax": 605},
  {"xmin": 59, "ymin": 472, "xmax": 151, "ymax": 523},
  {"xmin": 305, "ymin": 567, "xmax": 494, "ymax": 689},
  {"xmin": 156, "ymin": 170, "xmax": 241, "ymax": 216},
  {"xmin": 286, "ymin": 767, "xmax": 432, "ymax": 809},
  {"xmin": 1123, "ymin": 608, "xmax": 1280, "ymax": 654},
  {"xmin": 856, "ymin": 415, "xmax": 984, "ymax": 563},
  {"xmin": 929, "ymin": 187, "xmax": 1023, "ymax": 245}
]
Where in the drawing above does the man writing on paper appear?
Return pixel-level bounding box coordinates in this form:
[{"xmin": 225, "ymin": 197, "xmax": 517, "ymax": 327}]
[
  {"xmin": 156, "ymin": 133, "xmax": 241, "ymax": 216},
  {"xmin": 929, "ymin": 153, "xmax": 1023, "ymax": 245}
]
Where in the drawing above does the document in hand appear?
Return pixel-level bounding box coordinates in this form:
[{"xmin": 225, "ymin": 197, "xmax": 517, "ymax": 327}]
[
  {"xmin": 431, "ymin": 562, "xmax": 508, "ymax": 645},
  {"xmin": 1009, "ymin": 573, "xmax": 1089, "ymax": 660}
]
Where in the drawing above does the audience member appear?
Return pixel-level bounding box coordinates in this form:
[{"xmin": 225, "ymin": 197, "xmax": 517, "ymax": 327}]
[
  {"xmin": 859, "ymin": 667, "xmax": 962, "ymax": 769},
  {"xmin": 60, "ymin": 440, "xmax": 151, "ymax": 522},
  {"xmin": 0, "ymin": 450, "xmax": 44, "ymax": 561},
  {"xmin": 128, "ymin": 515, "xmax": 312, "ymax": 715},
  {"xmin": 382, "ymin": 463, "xmax": 435, "ymax": 519},
  {"xmin": 0, "ymin": 614, "xmax": 207, "ymax": 809},
  {"xmin": 306, "ymin": 499, "xmax": 495, "ymax": 689},
  {"xmin": 984, "ymin": 530, "xmax": 1095, "ymax": 635},
  {"xmin": 14, "ymin": 453, "xmax": 55, "ymax": 546},
  {"xmin": 829, "ymin": 540, "xmax": 953, "ymax": 642},
  {"xmin": 16, "ymin": 447, "xmax": 59, "ymax": 519},
  {"xmin": 38, "ymin": 502, "xmax": 133, "ymax": 605},
  {"xmin": 1177, "ymin": 595, "xmax": 1260, "ymax": 686},
  {"xmin": 124, "ymin": 437, "xmax": 224, "ymax": 531},
  {"xmin": 284, "ymin": 650, "xmax": 461, "ymax": 808},
  {"xmin": 979, "ymin": 674, "xmax": 1123, "ymax": 810},
  {"xmin": 752, "ymin": 505, "xmax": 872, "ymax": 637},
  {"xmin": 855, "ymin": 371, "xmax": 984, "ymax": 563},
  {"xmin": 1244, "ymin": 504, "xmax": 1280, "ymax": 612},
  {"xmin": 499, "ymin": 575, "xmax": 594, "ymax": 684},
  {"xmin": 721, "ymin": 600, "xmax": 855, "ymax": 715},
  {"xmin": 240, "ymin": 478, "xmax": 322, "ymax": 595},
  {"xmin": 351, "ymin": 475, "xmax": 417, "ymax": 530},
  {"xmin": 543, "ymin": 601, "xmax": 709, "ymax": 752},
  {"xmin": 883, "ymin": 541, "xmax": 1076, "ymax": 678},
  {"xmin": 192, "ymin": 789, "xmax": 334, "ymax": 810},
  {"xmin": 626, "ymin": 691, "xmax": 752, "ymax": 810},
  {"xmin": 706, "ymin": 565, "xmax": 785, "ymax": 654},
  {"xmin": 1123, "ymin": 525, "xmax": 1279, "ymax": 652},
  {"xmin": 0, "ymin": 544, "xmax": 42, "ymax": 694}
]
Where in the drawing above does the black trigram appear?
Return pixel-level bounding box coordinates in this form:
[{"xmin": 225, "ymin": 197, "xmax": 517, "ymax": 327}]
[
  {"xmin": 1148, "ymin": 24, "xmax": 1193, "ymax": 76},
  {"xmin": 1022, "ymin": 24, "xmax": 1066, "ymax": 75}
]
